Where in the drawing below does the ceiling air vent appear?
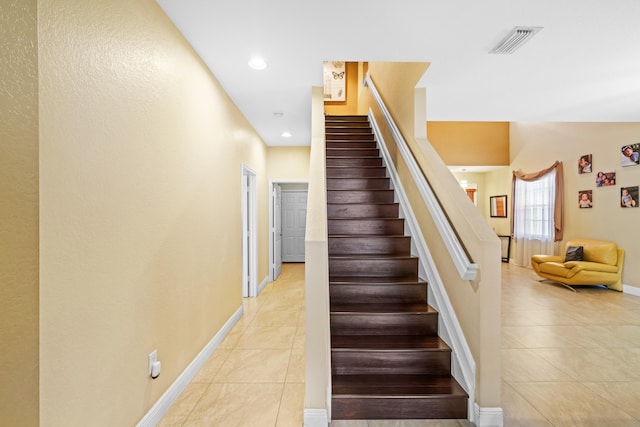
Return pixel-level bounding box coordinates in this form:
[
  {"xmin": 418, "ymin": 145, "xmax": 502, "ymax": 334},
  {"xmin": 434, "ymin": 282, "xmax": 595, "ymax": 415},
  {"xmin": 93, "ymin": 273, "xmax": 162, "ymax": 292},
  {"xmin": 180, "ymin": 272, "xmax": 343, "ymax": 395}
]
[{"xmin": 489, "ymin": 26, "xmax": 543, "ymax": 54}]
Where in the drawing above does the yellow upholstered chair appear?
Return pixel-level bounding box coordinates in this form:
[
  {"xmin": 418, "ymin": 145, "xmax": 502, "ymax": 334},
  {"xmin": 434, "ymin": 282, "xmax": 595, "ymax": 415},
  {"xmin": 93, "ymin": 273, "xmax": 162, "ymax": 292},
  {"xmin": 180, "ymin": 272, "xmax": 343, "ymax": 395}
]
[{"xmin": 531, "ymin": 239, "xmax": 624, "ymax": 291}]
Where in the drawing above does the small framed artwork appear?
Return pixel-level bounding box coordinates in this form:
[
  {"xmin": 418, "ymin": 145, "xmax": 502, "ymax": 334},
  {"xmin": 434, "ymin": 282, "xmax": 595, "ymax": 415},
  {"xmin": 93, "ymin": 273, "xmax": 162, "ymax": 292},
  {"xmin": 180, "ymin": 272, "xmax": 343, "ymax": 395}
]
[
  {"xmin": 578, "ymin": 190, "xmax": 593, "ymax": 208},
  {"xmin": 323, "ymin": 61, "xmax": 346, "ymax": 102},
  {"xmin": 578, "ymin": 154, "xmax": 592, "ymax": 174},
  {"xmin": 490, "ymin": 195, "xmax": 508, "ymax": 218},
  {"xmin": 596, "ymin": 170, "xmax": 616, "ymax": 187},
  {"xmin": 621, "ymin": 186, "xmax": 638, "ymax": 207},
  {"xmin": 621, "ymin": 144, "xmax": 640, "ymax": 167}
]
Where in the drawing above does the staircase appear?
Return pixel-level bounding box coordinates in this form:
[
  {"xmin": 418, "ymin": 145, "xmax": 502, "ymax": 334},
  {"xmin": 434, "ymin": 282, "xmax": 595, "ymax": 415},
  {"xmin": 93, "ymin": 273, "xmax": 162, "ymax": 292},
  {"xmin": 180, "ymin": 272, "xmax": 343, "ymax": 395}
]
[{"xmin": 326, "ymin": 115, "xmax": 468, "ymax": 420}]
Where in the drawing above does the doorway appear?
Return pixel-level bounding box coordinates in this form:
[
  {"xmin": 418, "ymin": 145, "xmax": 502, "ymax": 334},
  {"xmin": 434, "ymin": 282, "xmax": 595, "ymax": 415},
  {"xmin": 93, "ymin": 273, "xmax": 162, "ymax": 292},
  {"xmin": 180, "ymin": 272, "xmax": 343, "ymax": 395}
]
[
  {"xmin": 241, "ymin": 165, "xmax": 258, "ymax": 297},
  {"xmin": 281, "ymin": 189, "xmax": 308, "ymax": 262},
  {"xmin": 269, "ymin": 181, "xmax": 308, "ymax": 281}
]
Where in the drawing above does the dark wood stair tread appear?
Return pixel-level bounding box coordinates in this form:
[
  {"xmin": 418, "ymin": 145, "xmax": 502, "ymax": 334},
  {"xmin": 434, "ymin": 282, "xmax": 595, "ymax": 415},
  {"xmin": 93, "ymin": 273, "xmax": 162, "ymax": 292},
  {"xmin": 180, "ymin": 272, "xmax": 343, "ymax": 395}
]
[
  {"xmin": 332, "ymin": 375, "xmax": 467, "ymax": 398},
  {"xmin": 331, "ymin": 303, "xmax": 436, "ymax": 314},
  {"xmin": 329, "ymin": 234, "xmax": 405, "ymax": 238},
  {"xmin": 329, "ymin": 254, "xmax": 417, "ymax": 259},
  {"xmin": 332, "ymin": 335, "xmax": 449, "ymax": 351},
  {"xmin": 330, "ymin": 276, "xmax": 425, "ymax": 284},
  {"xmin": 327, "ymin": 201, "xmax": 398, "ymax": 205}
]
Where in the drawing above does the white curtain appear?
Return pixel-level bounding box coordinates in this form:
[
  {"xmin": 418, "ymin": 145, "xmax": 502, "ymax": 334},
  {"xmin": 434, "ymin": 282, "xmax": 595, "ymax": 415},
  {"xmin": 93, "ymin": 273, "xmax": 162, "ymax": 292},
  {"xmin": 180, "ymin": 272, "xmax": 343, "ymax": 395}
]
[{"xmin": 513, "ymin": 169, "xmax": 558, "ymax": 267}]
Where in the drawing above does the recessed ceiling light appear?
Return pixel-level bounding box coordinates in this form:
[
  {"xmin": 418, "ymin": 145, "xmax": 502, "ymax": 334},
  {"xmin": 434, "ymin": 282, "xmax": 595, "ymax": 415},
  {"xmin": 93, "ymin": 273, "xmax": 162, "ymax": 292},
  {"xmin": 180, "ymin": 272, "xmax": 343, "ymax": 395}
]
[
  {"xmin": 281, "ymin": 131, "xmax": 292, "ymax": 138},
  {"xmin": 248, "ymin": 57, "xmax": 267, "ymax": 70}
]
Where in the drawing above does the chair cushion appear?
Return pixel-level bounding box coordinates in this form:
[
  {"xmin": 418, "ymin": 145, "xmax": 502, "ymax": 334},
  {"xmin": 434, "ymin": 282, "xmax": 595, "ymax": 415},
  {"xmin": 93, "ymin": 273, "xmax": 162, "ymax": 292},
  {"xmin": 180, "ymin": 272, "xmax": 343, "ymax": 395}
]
[
  {"xmin": 539, "ymin": 262, "xmax": 574, "ymax": 278},
  {"xmin": 564, "ymin": 246, "xmax": 583, "ymax": 262}
]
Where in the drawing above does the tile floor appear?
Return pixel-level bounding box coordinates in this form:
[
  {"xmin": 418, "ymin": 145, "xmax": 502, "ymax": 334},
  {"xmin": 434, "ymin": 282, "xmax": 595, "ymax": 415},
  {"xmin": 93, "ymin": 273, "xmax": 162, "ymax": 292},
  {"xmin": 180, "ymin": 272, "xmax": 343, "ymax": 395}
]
[
  {"xmin": 158, "ymin": 263, "xmax": 306, "ymax": 427},
  {"xmin": 501, "ymin": 262, "xmax": 640, "ymax": 427},
  {"xmin": 159, "ymin": 262, "xmax": 640, "ymax": 427}
]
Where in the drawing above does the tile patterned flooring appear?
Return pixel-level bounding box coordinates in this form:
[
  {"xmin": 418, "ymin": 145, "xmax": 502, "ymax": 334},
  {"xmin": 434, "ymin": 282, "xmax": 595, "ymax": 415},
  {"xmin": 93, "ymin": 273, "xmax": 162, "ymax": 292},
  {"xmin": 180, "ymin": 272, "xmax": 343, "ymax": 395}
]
[{"xmin": 159, "ymin": 262, "xmax": 640, "ymax": 426}]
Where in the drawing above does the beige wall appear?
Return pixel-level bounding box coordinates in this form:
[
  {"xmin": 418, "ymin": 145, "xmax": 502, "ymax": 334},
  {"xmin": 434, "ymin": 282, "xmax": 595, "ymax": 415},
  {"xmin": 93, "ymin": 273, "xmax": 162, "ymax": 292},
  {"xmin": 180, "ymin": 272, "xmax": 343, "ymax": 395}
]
[
  {"xmin": 487, "ymin": 122, "xmax": 640, "ymax": 290},
  {"xmin": 483, "ymin": 167, "xmax": 512, "ymax": 236},
  {"xmin": 428, "ymin": 122, "xmax": 510, "ymax": 166},
  {"xmin": 38, "ymin": 0, "xmax": 268, "ymax": 425},
  {"xmin": 0, "ymin": 1, "xmax": 40, "ymax": 425},
  {"xmin": 267, "ymin": 146, "xmax": 311, "ymax": 181},
  {"xmin": 451, "ymin": 171, "xmax": 489, "ymax": 216}
]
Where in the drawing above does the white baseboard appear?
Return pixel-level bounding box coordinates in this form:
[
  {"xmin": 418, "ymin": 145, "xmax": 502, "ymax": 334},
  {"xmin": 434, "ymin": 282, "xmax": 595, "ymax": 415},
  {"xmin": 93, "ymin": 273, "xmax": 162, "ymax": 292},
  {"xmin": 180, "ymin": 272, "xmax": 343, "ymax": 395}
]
[
  {"xmin": 303, "ymin": 409, "xmax": 328, "ymax": 427},
  {"xmin": 474, "ymin": 404, "xmax": 504, "ymax": 427},
  {"xmin": 136, "ymin": 305, "xmax": 244, "ymax": 426},
  {"xmin": 623, "ymin": 284, "xmax": 640, "ymax": 297},
  {"xmin": 257, "ymin": 275, "xmax": 270, "ymax": 296}
]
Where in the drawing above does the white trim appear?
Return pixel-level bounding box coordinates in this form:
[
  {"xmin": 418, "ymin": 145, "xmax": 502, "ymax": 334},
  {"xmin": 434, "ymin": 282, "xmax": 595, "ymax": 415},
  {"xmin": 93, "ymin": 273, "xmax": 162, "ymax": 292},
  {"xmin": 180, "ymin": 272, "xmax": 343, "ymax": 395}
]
[
  {"xmin": 257, "ymin": 275, "xmax": 269, "ymax": 296},
  {"xmin": 623, "ymin": 284, "xmax": 640, "ymax": 296},
  {"xmin": 136, "ymin": 306, "xmax": 244, "ymax": 427},
  {"xmin": 474, "ymin": 404, "xmax": 505, "ymax": 427},
  {"xmin": 364, "ymin": 74, "xmax": 478, "ymax": 281},
  {"xmin": 370, "ymin": 111, "xmax": 476, "ymax": 411},
  {"xmin": 242, "ymin": 164, "xmax": 258, "ymax": 297},
  {"xmin": 303, "ymin": 409, "xmax": 329, "ymax": 427}
]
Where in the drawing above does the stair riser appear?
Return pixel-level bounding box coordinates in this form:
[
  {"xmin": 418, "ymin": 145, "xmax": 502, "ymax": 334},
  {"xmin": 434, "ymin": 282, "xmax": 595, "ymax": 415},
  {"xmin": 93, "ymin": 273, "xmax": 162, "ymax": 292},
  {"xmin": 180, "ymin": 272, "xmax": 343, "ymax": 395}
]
[
  {"xmin": 326, "ymin": 167, "xmax": 387, "ymax": 178},
  {"xmin": 328, "ymin": 237, "xmax": 411, "ymax": 256},
  {"xmin": 326, "ymin": 157, "xmax": 382, "ymax": 167},
  {"xmin": 331, "ymin": 351, "xmax": 452, "ymax": 376},
  {"xmin": 326, "ymin": 115, "xmax": 369, "ymax": 122},
  {"xmin": 325, "ymin": 126, "xmax": 369, "ymax": 130},
  {"xmin": 328, "ymin": 219, "xmax": 404, "ymax": 235},
  {"xmin": 326, "ymin": 121, "xmax": 371, "ymax": 128},
  {"xmin": 327, "ymin": 178, "xmax": 390, "ymax": 190},
  {"xmin": 326, "ymin": 149, "xmax": 379, "ymax": 157},
  {"xmin": 329, "ymin": 258, "xmax": 418, "ymax": 278},
  {"xmin": 327, "ymin": 190, "xmax": 395, "ymax": 204},
  {"xmin": 329, "ymin": 284, "xmax": 426, "ymax": 304},
  {"xmin": 326, "ymin": 134, "xmax": 375, "ymax": 141},
  {"xmin": 326, "ymin": 142, "xmax": 377, "ymax": 149},
  {"xmin": 325, "ymin": 127, "xmax": 372, "ymax": 134},
  {"xmin": 332, "ymin": 397, "xmax": 467, "ymax": 420},
  {"xmin": 327, "ymin": 204, "xmax": 399, "ymax": 219},
  {"xmin": 330, "ymin": 313, "xmax": 437, "ymax": 336}
]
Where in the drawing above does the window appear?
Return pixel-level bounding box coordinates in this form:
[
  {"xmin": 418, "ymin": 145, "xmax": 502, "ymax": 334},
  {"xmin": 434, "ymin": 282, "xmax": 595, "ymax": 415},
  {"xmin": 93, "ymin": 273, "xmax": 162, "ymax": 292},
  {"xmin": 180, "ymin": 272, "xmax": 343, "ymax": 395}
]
[{"xmin": 513, "ymin": 169, "xmax": 556, "ymax": 240}]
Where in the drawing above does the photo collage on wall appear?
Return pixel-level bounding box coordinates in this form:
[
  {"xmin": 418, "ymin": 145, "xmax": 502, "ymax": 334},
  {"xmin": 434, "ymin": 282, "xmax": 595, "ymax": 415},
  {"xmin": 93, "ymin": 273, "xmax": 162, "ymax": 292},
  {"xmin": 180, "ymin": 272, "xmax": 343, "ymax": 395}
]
[{"xmin": 578, "ymin": 144, "xmax": 640, "ymax": 209}]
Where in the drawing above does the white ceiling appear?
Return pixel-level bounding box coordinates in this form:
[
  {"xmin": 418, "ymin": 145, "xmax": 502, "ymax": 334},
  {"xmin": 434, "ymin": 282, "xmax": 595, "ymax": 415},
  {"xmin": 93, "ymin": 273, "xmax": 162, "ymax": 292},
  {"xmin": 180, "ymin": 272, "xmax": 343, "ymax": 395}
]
[{"xmin": 156, "ymin": 0, "xmax": 640, "ymax": 147}]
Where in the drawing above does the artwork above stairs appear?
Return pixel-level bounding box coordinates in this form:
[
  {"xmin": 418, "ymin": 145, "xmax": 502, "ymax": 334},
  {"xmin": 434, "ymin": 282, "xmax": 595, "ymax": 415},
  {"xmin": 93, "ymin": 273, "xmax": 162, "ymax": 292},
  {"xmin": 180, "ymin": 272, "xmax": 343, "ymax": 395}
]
[{"xmin": 325, "ymin": 115, "xmax": 468, "ymax": 420}]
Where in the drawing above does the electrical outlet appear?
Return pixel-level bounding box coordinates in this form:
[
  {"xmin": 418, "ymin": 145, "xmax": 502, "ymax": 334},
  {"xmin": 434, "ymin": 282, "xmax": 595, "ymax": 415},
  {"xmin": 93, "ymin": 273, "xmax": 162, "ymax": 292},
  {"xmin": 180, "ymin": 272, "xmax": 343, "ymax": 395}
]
[{"xmin": 148, "ymin": 350, "xmax": 157, "ymax": 376}]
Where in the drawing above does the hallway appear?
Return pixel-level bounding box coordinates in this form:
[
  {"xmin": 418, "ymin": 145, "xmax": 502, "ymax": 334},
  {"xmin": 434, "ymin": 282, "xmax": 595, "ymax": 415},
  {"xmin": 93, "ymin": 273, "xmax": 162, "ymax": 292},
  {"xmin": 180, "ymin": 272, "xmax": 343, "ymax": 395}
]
[
  {"xmin": 159, "ymin": 262, "xmax": 640, "ymax": 426},
  {"xmin": 159, "ymin": 264, "xmax": 306, "ymax": 426}
]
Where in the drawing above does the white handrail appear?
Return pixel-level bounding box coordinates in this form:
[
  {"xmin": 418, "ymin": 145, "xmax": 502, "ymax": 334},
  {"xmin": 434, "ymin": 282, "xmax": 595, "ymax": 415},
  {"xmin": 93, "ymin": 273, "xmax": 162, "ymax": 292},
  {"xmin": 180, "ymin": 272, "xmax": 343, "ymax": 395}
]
[{"xmin": 364, "ymin": 74, "xmax": 478, "ymax": 280}]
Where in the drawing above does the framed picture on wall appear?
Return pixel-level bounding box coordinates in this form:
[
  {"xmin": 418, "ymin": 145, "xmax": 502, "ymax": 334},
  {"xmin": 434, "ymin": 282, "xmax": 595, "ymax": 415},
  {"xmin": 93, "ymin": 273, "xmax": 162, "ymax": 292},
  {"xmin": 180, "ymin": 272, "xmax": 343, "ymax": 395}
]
[
  {"xmin": 578, "ymin": 190, "xmax": 593, "ymax": 208},
  {"xmin": 490, "ymin": 195, "xmax": 508, "ymax": 218},
  {"xmin": 621, "ymin": 186, "xmax": 638, "ymax": 207},
  {"xmin": 621, "ymin": 144, "xmax": 640, "ymax": 167},
  {"xmin": 578, "ymin": 154, "xmax": 592, "ymax": 174},
  {"xmin": 596, "ymin": 170, "xmax": 616, "ymax": 187},
  {"xmin": 323, "ymin": 61, "xmax": 346, "ymax": 102}
]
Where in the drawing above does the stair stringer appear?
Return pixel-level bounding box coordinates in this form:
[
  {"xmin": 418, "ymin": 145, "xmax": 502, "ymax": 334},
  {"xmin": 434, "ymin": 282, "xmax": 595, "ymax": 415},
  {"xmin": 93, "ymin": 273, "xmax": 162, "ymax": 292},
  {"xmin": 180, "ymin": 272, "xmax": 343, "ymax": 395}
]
[{"xmin": 369, "ymin": 110, "xmax": 477, "ymax": 420}]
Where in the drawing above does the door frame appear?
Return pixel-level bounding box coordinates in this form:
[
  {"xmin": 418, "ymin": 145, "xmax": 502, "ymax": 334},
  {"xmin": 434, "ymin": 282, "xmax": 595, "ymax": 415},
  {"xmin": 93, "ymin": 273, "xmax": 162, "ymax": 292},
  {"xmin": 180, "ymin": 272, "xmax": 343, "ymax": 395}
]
[
  {"xmin": 269, "ymin": 179, "xmax": 309, "ymax": 282},
  {"xmin": 242, "ymin": 164, "xmax": 258, "ymax": 297}
]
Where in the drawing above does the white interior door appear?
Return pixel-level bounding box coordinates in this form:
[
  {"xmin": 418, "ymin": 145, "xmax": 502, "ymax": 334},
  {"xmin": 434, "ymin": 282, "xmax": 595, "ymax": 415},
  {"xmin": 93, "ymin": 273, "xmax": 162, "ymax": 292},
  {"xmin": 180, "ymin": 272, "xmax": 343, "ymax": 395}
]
[
  {"xmin": 273, "ymin": 184, "xmax": 282, "ymax": 279},
  {"xmin": 282, "ymin": 190, "xmax": 307, "ymax": 262}
]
